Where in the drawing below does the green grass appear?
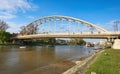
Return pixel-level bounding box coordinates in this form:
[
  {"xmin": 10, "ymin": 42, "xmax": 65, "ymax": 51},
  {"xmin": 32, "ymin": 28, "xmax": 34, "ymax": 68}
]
[{"xmin": 85, "ymin": 49, "xmax": 120, "ymax": 74}]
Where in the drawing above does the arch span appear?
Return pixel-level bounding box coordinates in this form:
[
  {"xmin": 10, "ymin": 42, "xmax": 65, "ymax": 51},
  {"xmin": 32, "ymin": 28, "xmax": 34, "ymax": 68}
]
[{"xmin": 28, "ymin": 15, "xmax": 109, "ymax": 33}]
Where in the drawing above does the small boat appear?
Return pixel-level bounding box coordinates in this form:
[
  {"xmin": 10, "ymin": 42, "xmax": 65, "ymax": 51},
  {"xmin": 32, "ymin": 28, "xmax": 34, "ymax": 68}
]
[{"xmin": 19, "ymin": 46, "xmax": 26, "ymax": 48}]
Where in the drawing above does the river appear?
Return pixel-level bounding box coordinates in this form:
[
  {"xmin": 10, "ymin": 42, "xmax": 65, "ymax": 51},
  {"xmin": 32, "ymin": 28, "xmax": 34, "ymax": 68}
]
[{"xmin": 0, "ymin": 45, "xmax": 95, "ymax": 74}]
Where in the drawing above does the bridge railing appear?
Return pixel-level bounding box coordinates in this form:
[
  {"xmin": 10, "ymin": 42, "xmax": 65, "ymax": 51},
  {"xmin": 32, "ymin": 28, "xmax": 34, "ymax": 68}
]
[
  {"xmin": 107, "ymin": 32, "xmax": 120, "ymax": 34},
  {"xmin": 17, "ymin": 32, "xmax": 114, "ymax": 37}
]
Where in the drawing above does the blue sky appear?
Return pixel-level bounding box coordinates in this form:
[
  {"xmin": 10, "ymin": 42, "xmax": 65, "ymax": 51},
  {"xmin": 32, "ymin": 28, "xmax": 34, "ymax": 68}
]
[{"xmin": 0, "ymin": 0, "xmax": 120, "ymax": 33}]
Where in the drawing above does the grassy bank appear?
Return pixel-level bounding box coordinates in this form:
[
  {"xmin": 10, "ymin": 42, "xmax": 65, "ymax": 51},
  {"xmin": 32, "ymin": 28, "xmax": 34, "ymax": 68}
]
[{"xmin": 85, "ymin": 49, "xmax": 120, "ymax": 74}]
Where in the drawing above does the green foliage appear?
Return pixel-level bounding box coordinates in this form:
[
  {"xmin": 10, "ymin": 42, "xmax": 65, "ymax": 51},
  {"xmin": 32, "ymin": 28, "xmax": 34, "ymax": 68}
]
[
  {"xmin": 68, "ymin": 38, "xmax": 86, "ymax": 45},
  {"xmin": 77, "ymin": 39, "xmax": 86, "ymax": 45},
  {"xmin": 0, "ymin": 30, "xmax": 11, "ymax": 44},
  {"xmin": 85, "ymin": 49, "xmax": 120, "ymax": 74},
  {"xmin": 42, "ymin": 38, "xmax": 56, "ymax": 45},
  {"xmin": 23, "ymin": 38, "xmax": 86, "ymax": 46},
  {"xmin": 104, "ymin": 45, "xmax": 111, "ymax": 49},
  {"xmin": 68, "ymin": 39, "xmax": 77, "ymax": 45}
]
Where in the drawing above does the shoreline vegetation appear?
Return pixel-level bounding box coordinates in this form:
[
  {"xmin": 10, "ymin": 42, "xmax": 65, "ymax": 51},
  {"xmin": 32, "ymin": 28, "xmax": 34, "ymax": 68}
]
[
  {"xmin": 63, "ymin": 48, "xmax": 120, "ymax": 74},
  {"xmin": 0, "ymin": 39, "xmax": 86, "ymax": 46},
  {"xmin": 0, "ymin": 43, "xmax": 84, "ymax": 46},
  {"xmin": 63, "ymin": 49, "xmax": 102, "ymax": 74},
  {"xmin": 85, "ymin": 48, "xmax": 120, "ymax": 74}
]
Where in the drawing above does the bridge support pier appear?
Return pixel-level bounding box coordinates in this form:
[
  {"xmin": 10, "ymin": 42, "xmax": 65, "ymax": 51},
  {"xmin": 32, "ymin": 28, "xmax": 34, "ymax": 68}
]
[
  {"xmin": 112, "ymin": 39, "xmax": 120, "ymax": 49},
  {"xmin": 12, "ymin": 39, "xmax": 24, "ymax": 45},
  {"xmin": 106, "ymin": 38, "xmax": 114, "ymax": 47}
]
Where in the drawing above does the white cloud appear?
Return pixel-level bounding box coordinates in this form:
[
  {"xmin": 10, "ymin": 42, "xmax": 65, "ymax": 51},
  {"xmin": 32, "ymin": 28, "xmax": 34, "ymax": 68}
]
[
  {"xmin": 0, "ymin": 0, "xmax": 34, "ymax": 12},
  {"xmin": 27, "ymin": 16, "xmax": 35, "ymax": 19},
  {"xmin": 0, "ymin": 0, "xmax": 37, "ymax": 19},
  {"xmin": 96, "ymin": 20, "xmax": 120, "ymax": 32},
  {"xmin": 0, "ymin": 12, "xmax": 16, "ymax": 19},
  {"xmin": 0, "ymin": 0, "xmax": 38, "ymax": 32},
  {"xmin": 6, "ymin": 22, "xmax": 26, "ymax": 33}
]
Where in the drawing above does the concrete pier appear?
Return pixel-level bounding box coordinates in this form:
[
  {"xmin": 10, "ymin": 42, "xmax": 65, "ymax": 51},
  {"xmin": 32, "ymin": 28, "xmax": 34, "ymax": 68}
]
[{"xmin": 112, "ymin": 39, "xmax": 120, "ymax": 49}]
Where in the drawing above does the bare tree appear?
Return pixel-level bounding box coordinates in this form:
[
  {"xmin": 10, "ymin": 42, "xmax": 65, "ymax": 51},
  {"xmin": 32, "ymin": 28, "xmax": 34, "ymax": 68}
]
[
  {"xmin": 27, "ymin": 24, "xmax": 34, "ymax": 34},
  {"xmin": 26, "ymin": 24, "xmax": 38, "ymax": 34},
  {"xmin": 20, "ymin": 26, "xmax": 27, "ymax": 35},
  {"xmin": 0, "ymin": 20, "xmax": 9, "ymax": 30},
  {"xmin": 19, "ymin": 24, "xmax": 38, "ymax": 35}
]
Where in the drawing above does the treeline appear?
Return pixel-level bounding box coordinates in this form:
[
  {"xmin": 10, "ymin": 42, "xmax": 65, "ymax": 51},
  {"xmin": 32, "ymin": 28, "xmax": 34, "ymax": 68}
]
[
  {"xmin": 23, "ymin": 38, "xmax": 56, "ymax": 46},
  {"xmin": 20, "ymin": 24, "xmax": 38, "ymax": 35},
  {"xmin": 0, "ymin": 20, "xmax": 9, "ymax": 30},
  {"xmin": 0, "ymin": 30, "xmax": 12, "ymax": 44},
  {"xmin": 23, "ymin": 38, "xmax": 86, "ymax": 46},
  {"xmin": 67, "ymin": 38, "xmax": 86, "ymax": 45},
  {"xmin": 0, "ymin": 20, "xmax": 12, "ymax": 44}
]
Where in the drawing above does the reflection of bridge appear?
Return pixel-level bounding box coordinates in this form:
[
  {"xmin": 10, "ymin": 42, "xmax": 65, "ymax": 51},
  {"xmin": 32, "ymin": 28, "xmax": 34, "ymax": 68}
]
[{"xmin": 16, "ymin": 15, "xmax": 120, "ymax": 40}]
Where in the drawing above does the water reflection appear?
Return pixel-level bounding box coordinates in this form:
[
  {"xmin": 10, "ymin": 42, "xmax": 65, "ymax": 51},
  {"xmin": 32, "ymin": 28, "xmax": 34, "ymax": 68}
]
[{"xmin": 0, "ymin": 45, "xmax": 94, "ymax": 74}]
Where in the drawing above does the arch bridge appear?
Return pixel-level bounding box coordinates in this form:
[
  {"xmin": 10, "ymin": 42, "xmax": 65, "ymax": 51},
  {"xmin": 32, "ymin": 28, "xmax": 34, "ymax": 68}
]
[{"xmin": 16, "ymin": 15, "xmax": 120, "ymax": 40}]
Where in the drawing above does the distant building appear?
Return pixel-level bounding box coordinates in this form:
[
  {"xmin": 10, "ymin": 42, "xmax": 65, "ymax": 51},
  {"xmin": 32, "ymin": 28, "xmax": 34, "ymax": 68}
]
[
  {"xmin": 93, "ymin": 42, "xmax": 99, "ymax": 45},
  {"xmin": 99, "ymin": 40, "xmax": 106, "ymax": 46}
]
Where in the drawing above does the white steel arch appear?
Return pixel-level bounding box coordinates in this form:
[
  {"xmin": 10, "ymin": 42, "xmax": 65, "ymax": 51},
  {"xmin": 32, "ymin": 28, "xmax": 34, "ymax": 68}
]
[{"xmin": 28, "ymin": 15, "xmax": 109, "ymax": 33}]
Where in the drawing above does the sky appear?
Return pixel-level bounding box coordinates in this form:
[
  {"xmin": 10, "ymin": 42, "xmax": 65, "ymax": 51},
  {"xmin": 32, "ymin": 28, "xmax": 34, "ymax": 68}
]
[{"xmin": 0, "ymin": 0, "xmax": 120, "ymax": 33}]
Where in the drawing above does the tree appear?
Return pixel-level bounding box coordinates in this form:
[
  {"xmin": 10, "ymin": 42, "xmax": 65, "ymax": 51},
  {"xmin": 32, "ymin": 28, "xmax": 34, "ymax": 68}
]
[
  {"xmin": 68, "ymin": 38, "xmax": 86, "ymax": 45},
  {"xmin": 0, "ymin": 20, "xmax": 11, "ymax": 44},
  {"xmin": 0, "ymin": 20, "xmax": 9, "ymax": 30},
  {"xmin": 20, "ymin": 24, "xmax": 38, "ymax": 35},
  {"xmin": 42, "ymin": 38, "xmax": 56, "ymax": 45},
  {"xmin": 0, "ymin": 30, "xmax": 11, "ymax": 43},
  {"xmin": 77, "ymin": 39, "xmax": 86, "ymax": 45},
  {"xmin": 20, "ymin": 26, "xmax": 27, "ymax": 35},
  {"xmin": 26, "ymin": 24, "xmax": 38, "ymax": 34}
]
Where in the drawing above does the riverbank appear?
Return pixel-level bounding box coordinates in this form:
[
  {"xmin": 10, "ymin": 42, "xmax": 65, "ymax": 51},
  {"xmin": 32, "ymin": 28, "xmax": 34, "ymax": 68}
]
[
  {"xmin": 63, "ymin": 48, "xmax": 120, "ymax": 74},
  {"xmin": 62, "ymin": 49, "xmax": 103, "ymax": 74},
  {"xmin": 85, "ymin": 48, "xmax": 120, "ymax": 74}
]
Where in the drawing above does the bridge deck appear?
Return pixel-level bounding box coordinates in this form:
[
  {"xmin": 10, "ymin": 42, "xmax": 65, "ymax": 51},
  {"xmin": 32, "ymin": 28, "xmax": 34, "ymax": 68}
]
[{"xmin": 16, "ymin": 32, "xmax": 120, "ymax": 39}]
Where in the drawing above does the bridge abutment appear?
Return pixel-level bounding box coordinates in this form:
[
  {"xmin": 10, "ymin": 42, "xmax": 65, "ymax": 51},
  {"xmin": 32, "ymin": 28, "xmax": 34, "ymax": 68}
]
[
  {"xmin": 12, "ymin": 39, "xmax": 24, "ymax": 45},
  {"xmin": 105, "ymin": 38, "xmax": 114, "ymax": 47},
  {"xmin": 112, "ymin": 39, "xmax": 120, "ymax": 49}
]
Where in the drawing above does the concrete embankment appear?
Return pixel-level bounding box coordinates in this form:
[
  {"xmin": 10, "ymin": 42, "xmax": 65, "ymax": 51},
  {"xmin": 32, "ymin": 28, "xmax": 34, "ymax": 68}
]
[
  {"xmin": 62, "ymin": 49, "xmax": 104, "ymax": 74},
  {"xmin": 112, "ymin": 39, "xmax": 120, "ymax": 49}
]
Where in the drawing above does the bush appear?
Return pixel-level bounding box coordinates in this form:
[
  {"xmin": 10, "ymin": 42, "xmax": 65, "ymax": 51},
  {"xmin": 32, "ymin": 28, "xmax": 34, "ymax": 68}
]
[{"xmin": 0, "ymin": 30, "xmax": 12, "ymax": 44}]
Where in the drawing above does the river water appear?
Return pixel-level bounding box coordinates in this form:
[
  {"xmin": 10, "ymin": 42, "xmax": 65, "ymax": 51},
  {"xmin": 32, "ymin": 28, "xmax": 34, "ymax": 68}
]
[{"xmin": 0, "ymin": 45, "xmax": 95, "ymax": 74}]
